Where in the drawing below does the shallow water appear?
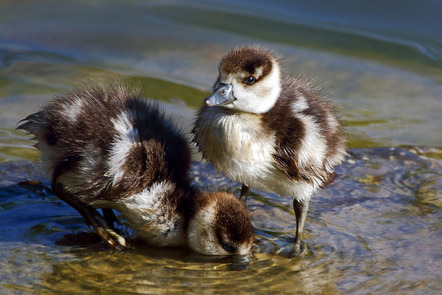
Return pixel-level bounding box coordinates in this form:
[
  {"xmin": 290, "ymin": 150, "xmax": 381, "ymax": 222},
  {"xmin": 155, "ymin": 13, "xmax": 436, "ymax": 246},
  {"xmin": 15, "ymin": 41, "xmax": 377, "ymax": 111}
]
[
  {"xmin": 0, "ymin": 0, "xmax": 441, "ymax": 294},
  {"xmin": 1, "ymin": 148, "xmax": 441, "ymax": 294}
]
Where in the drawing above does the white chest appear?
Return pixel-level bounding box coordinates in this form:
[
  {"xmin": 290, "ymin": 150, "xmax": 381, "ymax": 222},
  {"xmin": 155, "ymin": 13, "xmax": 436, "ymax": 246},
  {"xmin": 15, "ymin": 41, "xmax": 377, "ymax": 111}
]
[
  {"xmin": 196, "ymin": 109, "xmax": 276, "ymax": 184},
  {"xmin": 195, "ymin": 108, "xmax": 317, "ymax": 200}
]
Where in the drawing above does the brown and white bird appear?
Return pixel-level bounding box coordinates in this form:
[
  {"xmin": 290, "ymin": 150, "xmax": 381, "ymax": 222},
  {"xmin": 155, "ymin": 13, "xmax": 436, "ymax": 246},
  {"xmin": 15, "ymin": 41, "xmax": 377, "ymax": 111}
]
[
  {"xmin": 18, "ymin": 81, "xmax": 253, "ymax": 256},
  {"xmin": 193, "ymin": 45, "xmax": 347, "ymax": 256}
]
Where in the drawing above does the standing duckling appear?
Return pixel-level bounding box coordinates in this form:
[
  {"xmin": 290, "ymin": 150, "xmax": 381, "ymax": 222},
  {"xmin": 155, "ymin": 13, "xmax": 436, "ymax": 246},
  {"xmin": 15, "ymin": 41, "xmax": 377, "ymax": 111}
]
[
  {"xmin": 193, "ymin": 45, "xmax": 347, "ymax": 256},
  {"xmin": 18, "ymin": 81, "xmax": 253, "ymax": 256}
]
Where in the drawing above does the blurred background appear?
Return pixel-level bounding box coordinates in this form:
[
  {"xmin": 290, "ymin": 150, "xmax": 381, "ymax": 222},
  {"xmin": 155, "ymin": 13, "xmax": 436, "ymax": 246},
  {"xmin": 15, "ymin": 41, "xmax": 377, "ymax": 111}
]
[
  {"xmin": 0, "ymin": 1, "xmax": 441, "ymax": 294},
  {"xmin": 1, "ymin": 0, "xmax": 441, "ymax": 162}
]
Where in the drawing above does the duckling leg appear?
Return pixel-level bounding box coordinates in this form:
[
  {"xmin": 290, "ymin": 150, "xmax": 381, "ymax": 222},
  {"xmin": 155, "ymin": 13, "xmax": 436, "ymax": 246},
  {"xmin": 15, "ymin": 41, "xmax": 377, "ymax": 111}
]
[
  {"xmin": 239, "ymin": 184, "xmax": 250, "ymax": 205},
  {"xmin": 292, "ymin": 198, "xmax": 310, "ymax": 256},
  {"xmin": 52, "ymin": 182, "xmax": 130, "ymax": 249},
  {"xmin": 102, "ymin": 208, "xmax": 118, "ymax": 230},
  {"xmin": 83, "ymin": 205, "xmax": 129, "ymax": 250}
]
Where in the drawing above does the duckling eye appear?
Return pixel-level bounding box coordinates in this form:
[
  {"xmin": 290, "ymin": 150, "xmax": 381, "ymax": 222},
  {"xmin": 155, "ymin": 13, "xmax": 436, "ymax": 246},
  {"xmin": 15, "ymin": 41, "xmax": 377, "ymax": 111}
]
[
  {"xmin": 244, "ymin": 76, "xmax": 256, "ymax": 85},
  {"xmin": 221, "ymin": 241, "xmax": 236, "ymax": 253}
]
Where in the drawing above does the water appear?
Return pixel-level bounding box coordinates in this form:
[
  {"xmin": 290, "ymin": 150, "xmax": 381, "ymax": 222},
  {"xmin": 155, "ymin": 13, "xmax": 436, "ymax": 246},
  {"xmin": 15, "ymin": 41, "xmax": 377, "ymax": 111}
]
[
  {"xmin": 1, "ymin": 148, "xmax": 441, "ymax": 294},
  {"xmin": 0, "ymin": 0, "xmax": 441, "ymax": 294}
]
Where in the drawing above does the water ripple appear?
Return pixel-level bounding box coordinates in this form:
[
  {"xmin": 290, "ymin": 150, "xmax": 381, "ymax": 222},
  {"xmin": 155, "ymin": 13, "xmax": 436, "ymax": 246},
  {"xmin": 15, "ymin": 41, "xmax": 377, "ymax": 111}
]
[{"xmin": 1, "ymin": 148, "xmax": 441, "ymax": 294}]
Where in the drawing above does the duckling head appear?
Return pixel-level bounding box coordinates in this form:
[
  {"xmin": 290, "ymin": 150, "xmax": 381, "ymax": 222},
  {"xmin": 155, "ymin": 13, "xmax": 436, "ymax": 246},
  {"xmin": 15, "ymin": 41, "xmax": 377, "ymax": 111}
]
[
  {"xmin": 187, "ymin": 192, "xmax": 253, "ymax": 256},
  {"xmin": 205, "ymin": 45, "xmax": 282, "ymax": 114}
]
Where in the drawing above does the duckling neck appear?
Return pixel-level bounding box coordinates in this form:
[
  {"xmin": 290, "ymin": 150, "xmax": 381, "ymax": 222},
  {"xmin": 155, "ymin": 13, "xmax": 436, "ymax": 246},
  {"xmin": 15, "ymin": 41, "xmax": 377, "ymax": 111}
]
[{"xmin": 174, "ymin": 183, "xmax": 205, "ymax": 229}]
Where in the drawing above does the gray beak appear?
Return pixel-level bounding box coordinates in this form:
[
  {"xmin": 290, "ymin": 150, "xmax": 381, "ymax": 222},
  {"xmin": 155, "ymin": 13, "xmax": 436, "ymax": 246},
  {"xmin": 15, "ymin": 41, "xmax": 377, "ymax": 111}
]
[{"xmin": 204, "ymin": 83, "xmax": 235, "ymax": 106}]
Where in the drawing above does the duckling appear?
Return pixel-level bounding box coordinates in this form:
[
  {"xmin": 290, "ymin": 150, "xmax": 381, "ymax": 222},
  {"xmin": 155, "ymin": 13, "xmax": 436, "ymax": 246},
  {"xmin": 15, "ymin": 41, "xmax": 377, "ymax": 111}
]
[
  {"xmin": 193, "ymin": 45, "xmax": 347, "ymax": 257},
  {"xmin": 18, "ymin": 81, "xmax": 253, "ymax": 256}
]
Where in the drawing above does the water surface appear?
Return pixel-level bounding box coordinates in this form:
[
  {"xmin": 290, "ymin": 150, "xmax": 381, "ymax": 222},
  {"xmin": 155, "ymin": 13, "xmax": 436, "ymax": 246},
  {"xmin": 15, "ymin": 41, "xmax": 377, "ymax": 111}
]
[
  {"xmin": 0, "ymin": 0, "xmax": 441, "ymax": 294},
  {"xmin": 1, "ymin": 148, "xmax": 441, "ymax": 294}
]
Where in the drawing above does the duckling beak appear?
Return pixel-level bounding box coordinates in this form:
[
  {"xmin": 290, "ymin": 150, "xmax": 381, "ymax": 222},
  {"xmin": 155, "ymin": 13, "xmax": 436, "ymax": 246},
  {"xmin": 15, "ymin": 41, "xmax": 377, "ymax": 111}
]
[{"xmin": 205, "ymin": 83, "xmax": 235, "ymax": 106}]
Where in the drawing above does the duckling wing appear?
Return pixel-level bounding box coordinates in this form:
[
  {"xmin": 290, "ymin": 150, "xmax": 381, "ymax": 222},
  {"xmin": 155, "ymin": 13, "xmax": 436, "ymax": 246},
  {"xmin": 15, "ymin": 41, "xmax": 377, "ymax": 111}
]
[{"xmin": 263, "ymin": 81, "xmax": 338, "ymax": 186}]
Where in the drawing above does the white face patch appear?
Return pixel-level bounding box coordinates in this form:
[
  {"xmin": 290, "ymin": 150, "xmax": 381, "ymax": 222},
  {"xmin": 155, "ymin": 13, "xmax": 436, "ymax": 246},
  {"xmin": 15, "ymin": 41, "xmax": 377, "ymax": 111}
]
[
  {"xmin": 62, "ymin": 98, "xmax": 84, "ymax": 122},
  {"xmin": 106, "ymin": 111, "xmax": 139, "ymax": 184},
  {"xmin": 220, "ymin": 61, "xmax": 282, "ymax": 114},
  {"xmin": 187, "ymin": 201, "xmax": 227, "ymax": 255}
]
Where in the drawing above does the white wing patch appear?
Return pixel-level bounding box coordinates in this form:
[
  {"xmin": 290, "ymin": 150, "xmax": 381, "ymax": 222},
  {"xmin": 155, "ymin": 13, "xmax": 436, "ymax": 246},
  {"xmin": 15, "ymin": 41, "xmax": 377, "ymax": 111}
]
[
  {"xmin": 296, "ymin": 113, "xmax": 326, "ymax": 172},
  {"xmin": 62, "ymin": 98, "xmax": 84, "ymax": 122},
  {"xmin": 92, "ymin": 181, "xmax": 186, "ymax": 247},
  {"xmin": 107, "ymin": 111, "xmax": 139, "ymax": 184},
  {"xmin": 116, "ymin": 181, "xmax": 175, "ymax": 228},
  {"xmin": 291, "ymin": 96, "xmax": 309, "ymax": 113}
]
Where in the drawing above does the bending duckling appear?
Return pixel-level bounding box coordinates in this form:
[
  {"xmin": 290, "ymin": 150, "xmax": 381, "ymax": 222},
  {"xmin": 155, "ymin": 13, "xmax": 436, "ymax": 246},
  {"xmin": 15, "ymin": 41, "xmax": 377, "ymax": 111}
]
[
  {"xmin": 18, "ymin": 82, "xmax": 253, "ymax": 256},
  {"xmin": 193, "ymin": 45, "xmax": 346, "ymax": 256}
]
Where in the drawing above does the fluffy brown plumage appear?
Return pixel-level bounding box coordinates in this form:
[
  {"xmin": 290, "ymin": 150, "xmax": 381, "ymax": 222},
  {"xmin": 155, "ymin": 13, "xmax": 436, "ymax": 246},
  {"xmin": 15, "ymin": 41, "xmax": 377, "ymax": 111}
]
[
  {"xmin": 193, "ymin": 45, "xmax": 346, "ymax": 257},
  {"xmin": 18, "ymin": 81, "xmax": 253, "ymax": 255}
]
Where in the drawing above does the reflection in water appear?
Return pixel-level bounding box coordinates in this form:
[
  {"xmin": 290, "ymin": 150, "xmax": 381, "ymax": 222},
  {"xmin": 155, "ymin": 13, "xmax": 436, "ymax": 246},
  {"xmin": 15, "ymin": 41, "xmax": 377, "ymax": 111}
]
[
  {"xmin": 39, "ymin": 247, "xmax": 339, "ymax": 294},
  {"xmin": 0, "ymin": 148, "xmax": 441, "ymax": 293}
]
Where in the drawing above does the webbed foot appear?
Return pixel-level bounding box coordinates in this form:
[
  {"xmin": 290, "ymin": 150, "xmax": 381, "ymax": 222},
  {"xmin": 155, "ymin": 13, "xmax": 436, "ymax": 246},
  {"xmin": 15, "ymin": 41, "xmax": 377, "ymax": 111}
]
[
  {"xmin": 84, "ymin": 205, "xmax": 130, "ymax": 250},
  {"xmin": 277, "ymin": 240, "xmax": 306, "ymax": 258},
  {"xmin": 276, "ymin": 198, "xmax": 311, "ymax": 259},
  {"xmin": 52, "ymin": 182, "xmax": 131, "ymax": 250}
]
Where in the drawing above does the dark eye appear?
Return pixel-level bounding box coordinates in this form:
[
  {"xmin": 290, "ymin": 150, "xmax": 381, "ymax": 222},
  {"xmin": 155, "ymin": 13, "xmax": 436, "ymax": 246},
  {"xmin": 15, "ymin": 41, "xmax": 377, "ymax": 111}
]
[
  {"xmin": 221, "ymin": 241, "xmax": 236, "ymax": 253},
  {"xmin": 244, "ymin": 76, "xmax": 256, "ymax": 85}
]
